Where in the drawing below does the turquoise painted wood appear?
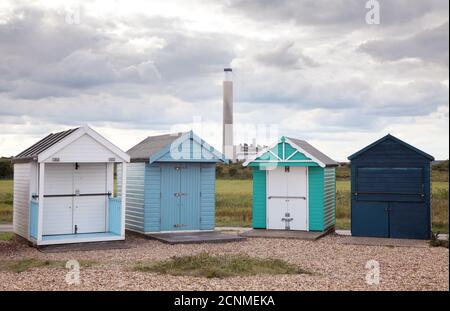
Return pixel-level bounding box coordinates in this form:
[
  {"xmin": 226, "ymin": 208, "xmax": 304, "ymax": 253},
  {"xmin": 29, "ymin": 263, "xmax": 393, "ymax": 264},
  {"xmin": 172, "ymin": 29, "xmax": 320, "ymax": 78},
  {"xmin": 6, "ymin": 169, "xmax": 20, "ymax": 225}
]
[
  {"xmin": 108, "ymin": 197, "xmax": 122, "ymax": 235},
  {"xmin": 308, "ymin": 167, "xmax": 324, "ymax": 231},
  {"xmin": 247, "ymin": 138, "xmax": 336, "ymax": 232},
  {"xmin": 252, "ymin": 168, "xmax": 266, "ymax": 229},
  {"xmin": 29, "ymin": 199, "xmax": 39, "ymax": 239}
]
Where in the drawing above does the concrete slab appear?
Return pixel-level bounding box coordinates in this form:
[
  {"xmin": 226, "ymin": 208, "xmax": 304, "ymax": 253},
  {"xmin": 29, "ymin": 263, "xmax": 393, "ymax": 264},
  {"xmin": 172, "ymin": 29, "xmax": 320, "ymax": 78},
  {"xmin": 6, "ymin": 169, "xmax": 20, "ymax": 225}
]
[
  {"xmin": 146, "ymin": 231, "xmax": 245, "ymax": 245},
  {"xmin": 240, "ymin": 229, "xmax": 331, "ymax": 241},
  {"xmin": 38, "ymin": 240, "xmax": 131, "ymax": 253},
  {"xmin": 338, "ymin": 236, "xmax": 430, "ymax": 248},
  {"xmin": 0, "ymin": 223, "xmax": 13, "ymax": 233}
]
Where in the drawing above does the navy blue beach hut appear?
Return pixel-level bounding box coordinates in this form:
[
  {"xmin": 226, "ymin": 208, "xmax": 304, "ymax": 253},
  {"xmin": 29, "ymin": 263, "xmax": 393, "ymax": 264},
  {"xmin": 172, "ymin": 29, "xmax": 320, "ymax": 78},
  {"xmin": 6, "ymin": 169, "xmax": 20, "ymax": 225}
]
[
  {"xmin": 348, "ymin": 134, "xmax": 434, "ymax": 240},
  {"xmin": 120, "ymin": 131, "xmax": 227, "ymax": 233}
]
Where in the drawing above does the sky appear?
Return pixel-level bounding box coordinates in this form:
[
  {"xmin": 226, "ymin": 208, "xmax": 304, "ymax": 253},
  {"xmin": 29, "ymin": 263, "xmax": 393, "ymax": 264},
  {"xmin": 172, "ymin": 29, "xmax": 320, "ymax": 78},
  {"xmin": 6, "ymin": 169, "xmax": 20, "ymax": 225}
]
[{"xmin": 0, "ymin": 0, "xmax": 448, "ymax": 161}]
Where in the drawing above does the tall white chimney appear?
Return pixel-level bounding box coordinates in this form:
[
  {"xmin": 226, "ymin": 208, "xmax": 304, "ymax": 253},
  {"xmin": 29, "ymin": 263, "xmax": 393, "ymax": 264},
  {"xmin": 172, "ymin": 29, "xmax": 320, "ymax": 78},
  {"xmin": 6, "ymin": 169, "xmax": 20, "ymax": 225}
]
[{"xmin": 223, "ymin": 68, "xmax": 234, "ymax": 161}]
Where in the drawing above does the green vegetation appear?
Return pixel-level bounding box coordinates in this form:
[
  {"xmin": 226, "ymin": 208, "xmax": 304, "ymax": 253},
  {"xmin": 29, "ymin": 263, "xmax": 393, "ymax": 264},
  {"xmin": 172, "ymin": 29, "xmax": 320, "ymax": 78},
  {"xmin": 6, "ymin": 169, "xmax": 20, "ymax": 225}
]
[
  {"xmin": 216, "ymin": 161, "xmax": 252, "ymax": 179},
  {"xmin": 216, "ymin": 179, "xmax": 449, "ymax": 233},
  {"xmin": 0, "ymin": 258, "xmax": 96, "ymax": 273},
  {"xmin": 0, "ymin": 180, "xmax": 13, "ymax": 223},
  {"xmin": 133, "ymin": 252, "xmax": 307, "ymax": 278},
  {"xmin": 0, "ymin": 158, "xmax": 13, "ymax": 180},
  {"xmin": 0, "ymin": 232, "xmax": 13, "ymax": 241}
]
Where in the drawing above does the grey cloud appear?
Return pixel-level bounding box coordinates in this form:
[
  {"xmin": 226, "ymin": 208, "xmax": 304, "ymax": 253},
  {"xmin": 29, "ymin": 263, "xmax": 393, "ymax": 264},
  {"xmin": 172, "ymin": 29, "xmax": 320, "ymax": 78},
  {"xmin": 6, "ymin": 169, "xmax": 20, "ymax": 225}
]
[
  {"xmin": 256, "ymin": 42, "xmax": 318, "ymax": 69},
  {"xmin": 358, "ymin": 22, "xmax": 449, "ymax": 66},
  {"xmin": 226, "ymin": 0, "xmax": 448, "ymax": 28}
]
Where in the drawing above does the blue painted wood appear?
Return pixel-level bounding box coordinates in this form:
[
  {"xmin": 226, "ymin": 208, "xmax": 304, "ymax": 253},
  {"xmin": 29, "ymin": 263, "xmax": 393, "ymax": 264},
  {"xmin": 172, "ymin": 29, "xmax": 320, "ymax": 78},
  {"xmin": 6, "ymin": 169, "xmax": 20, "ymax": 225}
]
[
  {"xmin": 144, "ymin": 163, "xmax": 161, "ymax": 232},
  {"xmin": 200, "ymin": 164, "xmax": 216, "ymax": 230},
  {"xmin": 180, "ymin": 164, "xmax": 201, "ymax": 230},
  {"xmin": 351, "ymin": 201, "xmax": 389, "ymax": 238},
  {"xmin": 160, "ymin": 163, "xmax": 180, "ymax": 231},
  {"xmin": 29, "ymin": 199, "xmax": 39, "ymax": 239},
  {"xmin": 350, "ymin": 135, "xmax": 432, "ymax": 239},
  {"xmin": 108, "ymin": 197, "xmax": 121, "ymax": 235},
  {"xmin": 150, "ymin": 131, "xmax": 228, "ymax": 164}
]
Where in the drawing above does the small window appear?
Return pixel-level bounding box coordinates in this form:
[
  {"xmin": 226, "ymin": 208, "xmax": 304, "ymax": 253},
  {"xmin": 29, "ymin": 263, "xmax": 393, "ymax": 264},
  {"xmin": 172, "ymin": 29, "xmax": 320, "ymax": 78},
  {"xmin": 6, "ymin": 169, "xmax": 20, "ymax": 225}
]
[{"xmin": 285, "ymin": 166, "xmax": 290, "ymax": 173}]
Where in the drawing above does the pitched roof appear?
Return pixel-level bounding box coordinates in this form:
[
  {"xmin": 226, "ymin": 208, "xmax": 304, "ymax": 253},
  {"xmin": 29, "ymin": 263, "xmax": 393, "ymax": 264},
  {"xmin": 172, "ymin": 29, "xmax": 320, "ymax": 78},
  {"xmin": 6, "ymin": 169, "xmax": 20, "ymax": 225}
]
[
  {"xmin": 127, "ymin": 132, "xmax": 185, "ymax": 162},
  {"xmin": 13, "ymin": 128, "xmax": 80, "ymax": 162},
  {"xmin": 348, "ymin": 134, "xmax": 435, "ymax": 161},
  {"xmin": 286, "ymin": 137, "xmax": 339, "ymax": 167}
]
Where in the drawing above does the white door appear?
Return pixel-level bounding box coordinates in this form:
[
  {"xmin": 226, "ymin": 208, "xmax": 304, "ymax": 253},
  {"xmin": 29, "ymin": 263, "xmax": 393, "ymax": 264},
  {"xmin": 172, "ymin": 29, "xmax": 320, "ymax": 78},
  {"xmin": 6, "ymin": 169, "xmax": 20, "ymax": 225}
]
[
  {"xmin": 266, "ymin": 166, "xmax": 308, "ymax": 230},
  {"xmin": 287, "ymin": 167, "xmax": 308, "ymax": 230},
  {"xmin": 43, "ymin": 164, "xmax": 74, "ymax": 235},
  {"xmin": 73, "ymin": 163, "xmax": 107, "ymax": 234}
]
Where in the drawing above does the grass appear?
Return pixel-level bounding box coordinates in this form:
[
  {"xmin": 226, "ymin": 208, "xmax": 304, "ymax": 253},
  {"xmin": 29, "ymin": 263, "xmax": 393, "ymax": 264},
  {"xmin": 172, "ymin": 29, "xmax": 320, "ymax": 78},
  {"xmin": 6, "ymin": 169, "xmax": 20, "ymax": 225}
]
[
  {"xmin": 216, "ymin": 179, "xmax": 449, "ymax": 233},
  {"xmin": 0, "ymin": 176, "xmax": 448, "ymax": 233},
  {"xmin": 0, "ymin": 258, "xmax": 96, "ymax": 273},
  {"xmin": 0, "ymin": 232, "xmax": 13, "ymax": 241},
  {"xmin": 0, "ymin": 180, "xmax": 13, "ymax": 223},
  {"xmin": 133, "ymin": 252, "xmax": 308, "ymax": 278}
]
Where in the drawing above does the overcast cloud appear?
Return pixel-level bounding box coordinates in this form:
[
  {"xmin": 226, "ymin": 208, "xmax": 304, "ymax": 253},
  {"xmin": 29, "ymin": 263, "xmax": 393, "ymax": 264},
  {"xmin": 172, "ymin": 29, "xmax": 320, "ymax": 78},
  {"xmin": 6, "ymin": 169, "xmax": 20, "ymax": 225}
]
[{"xmin": 0, "ymin": 0, "xmax": 448, "ymax": 160}]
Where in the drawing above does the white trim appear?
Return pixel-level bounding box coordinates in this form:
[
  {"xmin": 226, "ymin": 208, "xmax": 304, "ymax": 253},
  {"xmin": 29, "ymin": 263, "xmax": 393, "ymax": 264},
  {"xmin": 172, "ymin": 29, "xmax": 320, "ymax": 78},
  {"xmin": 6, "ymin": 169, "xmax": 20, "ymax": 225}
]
[
  {"xmin": 268, "ymin": 149, "xmax": 281, "ymax": 160},
  {"xmin": 247, "ymin": 160, "xmax": 317, "ymax": 163},
  {"xmin": 243, "ymin": 137, "xmax": 327, "ymax": 168},
  {"xmin": 242, "ymin": 140, "xmax": 282, "ymax": 166},
  {"xmin": 37, "ymin": 163, "xmax": 45, "ymax": 242},
  {"xmin": 120, "ymin": 162, "xmax": 127, "ymax": 237},
  {"xmin": 284, "ymin": 138, "xmax": 326, "ymax": 168},
  {"xmin": 38, "ymin": 125, "xmax": 130, "ymax": 163},
  {"xmin": 285, "ymin": 150, "xmax": 299, "ymax": 160},
  {"xmin": 146, "ymin": 229, "xmax": 215, "ymax": 234},
  {"xmin": 37, "ymin": 235, "xmax": 124, "ymax": 246}
]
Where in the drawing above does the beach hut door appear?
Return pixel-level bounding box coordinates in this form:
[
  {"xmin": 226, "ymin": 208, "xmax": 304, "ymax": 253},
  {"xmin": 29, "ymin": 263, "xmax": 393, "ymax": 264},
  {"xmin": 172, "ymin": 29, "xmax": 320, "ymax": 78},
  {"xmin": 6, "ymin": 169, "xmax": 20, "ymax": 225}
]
[{"xmin": 267, "ymin": 166, "xmax": 307, "ymax": 230}]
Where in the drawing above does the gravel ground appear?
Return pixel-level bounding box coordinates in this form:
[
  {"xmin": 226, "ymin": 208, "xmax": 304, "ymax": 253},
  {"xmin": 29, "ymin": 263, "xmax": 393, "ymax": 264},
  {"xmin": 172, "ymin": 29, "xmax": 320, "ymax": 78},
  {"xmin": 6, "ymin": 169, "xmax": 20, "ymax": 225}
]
[{"xmin": 0, "ymin": 234, "xmax": 448, "ymax": 291}]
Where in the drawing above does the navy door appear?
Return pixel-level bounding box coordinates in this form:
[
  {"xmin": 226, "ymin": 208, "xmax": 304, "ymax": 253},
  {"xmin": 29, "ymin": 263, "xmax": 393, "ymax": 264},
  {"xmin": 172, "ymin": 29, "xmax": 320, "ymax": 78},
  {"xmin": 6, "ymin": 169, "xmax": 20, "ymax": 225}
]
[
  {"xmin": 351, "ymin": 201, "xmax": 389, "ymax": 238},
  {"xmin": 352, "ymin": 167, "xmax": 428, "ymax": 239},
  {"xmin": 161, "ymin": 163, "xmax": 200, "ymax": 231}
]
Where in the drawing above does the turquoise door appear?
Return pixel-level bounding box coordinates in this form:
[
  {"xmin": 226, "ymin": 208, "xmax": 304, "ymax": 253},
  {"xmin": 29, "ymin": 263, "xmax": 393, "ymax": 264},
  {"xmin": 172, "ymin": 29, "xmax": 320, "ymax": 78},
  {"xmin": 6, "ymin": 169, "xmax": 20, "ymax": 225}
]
[{"xmin": 161, "ymin": 163, "xmax": 201, "ymax": 231}]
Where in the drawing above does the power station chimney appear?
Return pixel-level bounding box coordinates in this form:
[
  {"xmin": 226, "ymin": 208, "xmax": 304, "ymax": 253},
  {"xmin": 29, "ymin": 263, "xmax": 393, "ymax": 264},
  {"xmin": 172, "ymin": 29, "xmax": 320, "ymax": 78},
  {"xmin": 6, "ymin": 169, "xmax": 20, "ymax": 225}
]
[{"xmin": 223, "ymin": 68, "xmax": 234, "ymax": 161}]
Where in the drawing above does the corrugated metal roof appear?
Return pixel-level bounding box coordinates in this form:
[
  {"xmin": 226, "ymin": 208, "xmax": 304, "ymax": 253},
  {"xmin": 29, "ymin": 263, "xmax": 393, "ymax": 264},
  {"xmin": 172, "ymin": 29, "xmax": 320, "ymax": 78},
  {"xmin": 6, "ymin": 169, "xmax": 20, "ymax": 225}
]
[
  {"xmin": 287, "ymin": 137, "xmax": 339, "ymax": 167},
  {"xmin": 127, "ymin": 132, "xmax": 186, "ymax": 162},
  {"xmin": 13, "ymin": 128, "xmax": 79, "ymax": 162}
]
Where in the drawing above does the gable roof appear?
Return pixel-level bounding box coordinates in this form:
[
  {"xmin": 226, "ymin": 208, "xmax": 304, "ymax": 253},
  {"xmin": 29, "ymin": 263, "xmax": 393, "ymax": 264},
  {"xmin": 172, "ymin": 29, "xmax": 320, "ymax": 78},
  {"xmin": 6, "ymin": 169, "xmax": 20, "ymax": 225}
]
[
  {"xmin": 127, "ymin": 132, "xmax": 185, "ymax": 162},
  {"xmin": 127, "ymin": 131, "xmax": 228, "ymax": 163},
  {"xmin": 13, "ymin": 126, "xmax": 130, "ymax": 163},
  {"xmin": 348, "ymin": 134, "xmax": 435, "ymax": 161},
  {"xmin": 13, "ymin": 128, "xmax": 80, "ymax": 162},
  {"xmin": 243, "ymin": 136, "xmax": 338, "ymax": 167},
  {"xmin": 286, "ymin": 137, "xmax": 339, "ymax": 167}
]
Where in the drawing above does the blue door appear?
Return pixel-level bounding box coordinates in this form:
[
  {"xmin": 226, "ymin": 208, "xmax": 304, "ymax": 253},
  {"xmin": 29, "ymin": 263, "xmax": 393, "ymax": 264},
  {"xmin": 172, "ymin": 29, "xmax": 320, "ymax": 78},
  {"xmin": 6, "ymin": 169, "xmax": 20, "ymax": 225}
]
[
  {"xmin": 351, "ymin": 201, "xmax": 389, "ymax": 238},
  {"xmin": 160, "ymin": 163, "xmax": 200, "ymax": 231}
]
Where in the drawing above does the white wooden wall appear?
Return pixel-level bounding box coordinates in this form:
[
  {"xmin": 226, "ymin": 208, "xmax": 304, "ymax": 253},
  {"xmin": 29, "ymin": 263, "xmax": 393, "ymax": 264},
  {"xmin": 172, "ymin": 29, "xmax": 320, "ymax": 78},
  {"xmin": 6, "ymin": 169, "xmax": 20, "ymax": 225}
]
[
  {"xmin": 44, "ymin": 134, "xmax": 118, "ymax": 163},
  {"xmin": 13, "ymin": 163, "xmax": 31, "ymax": 238}
]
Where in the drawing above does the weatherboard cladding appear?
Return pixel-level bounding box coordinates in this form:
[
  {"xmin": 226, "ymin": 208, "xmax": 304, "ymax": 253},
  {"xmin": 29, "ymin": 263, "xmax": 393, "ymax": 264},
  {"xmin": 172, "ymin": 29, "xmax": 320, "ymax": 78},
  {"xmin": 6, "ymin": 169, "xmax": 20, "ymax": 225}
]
[
  {"xmin": 349, "ymin": 134, "xmax": 432, "ymax": 239},
  {"xmin": 13, "ymin": 128, "xmax": 79, "ymax": 162},
  {"xmin": 124, "ymin": 132, "xmax": 223, "ymax": 233},
  {"xmin": 250, "ymin": 137, "xmax": 337, "ymax": 232}
]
